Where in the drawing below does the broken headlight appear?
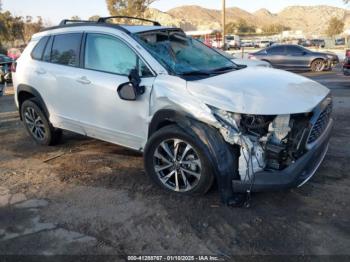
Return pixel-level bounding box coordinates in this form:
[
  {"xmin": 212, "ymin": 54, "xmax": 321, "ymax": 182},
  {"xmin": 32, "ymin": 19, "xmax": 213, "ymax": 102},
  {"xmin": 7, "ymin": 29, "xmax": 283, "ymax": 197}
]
[{"xmin": 209, "ymin": 106, "xmax": 241, "ymax": 131}]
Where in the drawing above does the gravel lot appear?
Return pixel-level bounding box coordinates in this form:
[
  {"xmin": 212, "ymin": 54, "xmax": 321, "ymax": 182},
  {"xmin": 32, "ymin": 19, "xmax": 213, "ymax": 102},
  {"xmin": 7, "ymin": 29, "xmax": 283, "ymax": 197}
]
[{"xmin": 0, "ymin": 69, "xmax": 349, "ymax": 258}]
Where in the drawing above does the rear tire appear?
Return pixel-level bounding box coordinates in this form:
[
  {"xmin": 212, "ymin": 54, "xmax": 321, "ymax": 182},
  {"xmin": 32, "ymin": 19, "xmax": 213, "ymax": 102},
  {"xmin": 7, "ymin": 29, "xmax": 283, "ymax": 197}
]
[
  {"xmin": 21, "ymin": 99, "xmax": 62, "ymax": 146},
  {"xmin": 144, "ymin": 125, "xmax": 214, "ymax": 195},
  {"xmin": 311, "ymin": 59, "xmax": 325, "ymax": 72}
]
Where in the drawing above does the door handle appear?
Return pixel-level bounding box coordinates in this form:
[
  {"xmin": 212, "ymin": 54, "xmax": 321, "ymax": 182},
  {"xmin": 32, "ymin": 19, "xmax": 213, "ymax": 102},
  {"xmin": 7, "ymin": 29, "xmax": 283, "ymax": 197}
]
[
  {"xmin": 76, "ymin": 76, "xmax": 91, "ymax": 85},
  {"xmin": 35, "ymin": 69, "xmax": 46, "ymax": 75}
]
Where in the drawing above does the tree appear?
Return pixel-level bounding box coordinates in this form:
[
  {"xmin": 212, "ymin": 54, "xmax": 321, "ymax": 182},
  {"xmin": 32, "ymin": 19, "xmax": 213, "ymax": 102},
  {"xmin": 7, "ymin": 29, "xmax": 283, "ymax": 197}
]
[
  {"xmin": 0, "ymin": 11, "xmax": 24, "ymax": 45},
  {"xmin": 70, "ymin": 15, "xmax": 82, "ymax": 20},
  {"xmin": 105, "ymin": 0, "xmax": 157, "ymax": 19},
  {"xmin": 23, "ymin": 16, "xmax": 44, "ymax": 43},
  {"xmin": 236, "ymin": 19, "xmax": 256, "ymax": 34},
  {"xmin": 226, "ymin": 22, "xmax": 238, "ymax": 34},
  {"xmin": 88, "ymin": 15, "xmax": 101, "ymax": 21},
  {"xmin": 326, "ymin": 17, "xmax": 344, "ymax": 37},
  {"xmin": 263, "ymin": 24, "xmax": 291, "ymax": 35}
]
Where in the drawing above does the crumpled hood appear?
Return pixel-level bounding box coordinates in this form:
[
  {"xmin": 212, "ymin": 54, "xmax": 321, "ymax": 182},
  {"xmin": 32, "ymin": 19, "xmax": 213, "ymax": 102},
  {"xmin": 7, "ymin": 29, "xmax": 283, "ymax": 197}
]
[{"xmin": 187, "ymin": 67, "xmax": 330, "ymax": 115}]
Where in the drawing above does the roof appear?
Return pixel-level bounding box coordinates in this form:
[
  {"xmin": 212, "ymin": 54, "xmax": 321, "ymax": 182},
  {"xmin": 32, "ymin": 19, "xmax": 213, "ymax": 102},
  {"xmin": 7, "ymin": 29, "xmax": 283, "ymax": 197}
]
[{"xmin": 41, "ymin": 23, "xmax": 179, "ymax": 35}]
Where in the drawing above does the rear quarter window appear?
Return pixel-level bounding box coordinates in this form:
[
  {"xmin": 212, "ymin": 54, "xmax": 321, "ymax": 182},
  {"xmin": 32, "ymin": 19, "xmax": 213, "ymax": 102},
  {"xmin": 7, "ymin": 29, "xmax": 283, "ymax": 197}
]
[
  {"xmin": 51, "ymin": 33, "xmax": 82, "ymax": 67},
  {"xmin": 31, "ymin": 36, "xmax": 50, "ymax": 60}
]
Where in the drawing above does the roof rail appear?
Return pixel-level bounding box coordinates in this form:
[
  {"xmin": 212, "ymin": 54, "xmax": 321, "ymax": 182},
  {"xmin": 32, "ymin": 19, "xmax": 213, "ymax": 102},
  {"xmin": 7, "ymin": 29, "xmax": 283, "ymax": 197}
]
[
  {"xmin": 59, "ymin": 19, "xmax": 95, "ymax": 26},
  {"xmin": 97, "ymin": 16, "xmax": 161, "ymax": 26}
]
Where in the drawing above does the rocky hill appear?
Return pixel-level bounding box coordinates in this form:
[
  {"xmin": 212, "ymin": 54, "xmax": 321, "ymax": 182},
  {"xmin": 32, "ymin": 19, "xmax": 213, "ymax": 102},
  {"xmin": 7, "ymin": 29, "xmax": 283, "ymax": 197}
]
[{"xmin": 147, "ymin": 5, "xmax": 350, "ymax": 36}]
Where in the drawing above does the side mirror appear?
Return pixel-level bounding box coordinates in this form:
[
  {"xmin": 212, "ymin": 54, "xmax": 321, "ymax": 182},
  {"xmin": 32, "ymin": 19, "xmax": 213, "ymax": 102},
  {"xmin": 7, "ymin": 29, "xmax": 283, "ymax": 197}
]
[
  {"xmin": 117, "ymin": 82, "xmax": 138, "ymax": 101},
  {"xmin": 117, "ymin": 69, "xmax": 145, "ymax": 101}
]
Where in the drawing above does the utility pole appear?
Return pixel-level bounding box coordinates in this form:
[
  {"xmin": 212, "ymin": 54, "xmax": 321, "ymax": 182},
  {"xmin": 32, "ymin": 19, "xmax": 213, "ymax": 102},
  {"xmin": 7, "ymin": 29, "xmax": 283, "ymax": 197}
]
[{"xmin": 222, "ymin": 0, "xmax": 226, "ymax": 49}]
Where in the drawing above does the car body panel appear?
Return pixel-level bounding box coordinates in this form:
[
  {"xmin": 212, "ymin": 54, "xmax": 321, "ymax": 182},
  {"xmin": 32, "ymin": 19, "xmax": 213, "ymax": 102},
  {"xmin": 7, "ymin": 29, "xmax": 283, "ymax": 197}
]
[{"xmin": 186, "ymin": 67, "xmax": 330, "ymax": 115}]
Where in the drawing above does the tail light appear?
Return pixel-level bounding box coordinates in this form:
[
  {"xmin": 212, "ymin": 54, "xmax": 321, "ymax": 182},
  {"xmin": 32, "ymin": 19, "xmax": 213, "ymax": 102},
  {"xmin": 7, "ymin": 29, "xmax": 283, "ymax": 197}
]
[{"xmin": 10, "ymin": 62, "xmax": 16, "ymax": 73}]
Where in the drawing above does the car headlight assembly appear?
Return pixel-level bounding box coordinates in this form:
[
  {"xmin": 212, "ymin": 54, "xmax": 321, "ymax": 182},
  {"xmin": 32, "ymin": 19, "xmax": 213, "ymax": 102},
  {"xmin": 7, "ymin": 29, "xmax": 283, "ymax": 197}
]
[{"xmin": 209, "ymin": 106, "xmax": 241, "ymax": 131}]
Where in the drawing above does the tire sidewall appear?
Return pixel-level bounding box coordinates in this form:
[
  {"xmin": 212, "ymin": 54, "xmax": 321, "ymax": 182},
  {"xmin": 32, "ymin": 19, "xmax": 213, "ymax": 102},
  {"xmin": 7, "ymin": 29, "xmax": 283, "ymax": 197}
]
[
  {"xmin": 144, "ymin": 125, "xmax": 215, "ymax": 195},
  {"xmin": 21, "ymin": 99, "xmax": 53, "ymax": 146}
]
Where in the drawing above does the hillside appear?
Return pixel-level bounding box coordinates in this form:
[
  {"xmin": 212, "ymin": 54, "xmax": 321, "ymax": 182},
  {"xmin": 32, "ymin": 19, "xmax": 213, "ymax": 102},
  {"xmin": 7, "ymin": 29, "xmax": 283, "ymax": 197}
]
[{"xmin": 147, "ymin": 5, "xmax": 350, "ymax": 36}]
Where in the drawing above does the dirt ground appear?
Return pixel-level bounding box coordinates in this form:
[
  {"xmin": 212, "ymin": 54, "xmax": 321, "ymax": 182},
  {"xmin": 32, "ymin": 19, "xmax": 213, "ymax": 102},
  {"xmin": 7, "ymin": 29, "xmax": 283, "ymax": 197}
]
[{"xmin": 0, "ymin": 70, "xmax": 350, "ymax": 259}]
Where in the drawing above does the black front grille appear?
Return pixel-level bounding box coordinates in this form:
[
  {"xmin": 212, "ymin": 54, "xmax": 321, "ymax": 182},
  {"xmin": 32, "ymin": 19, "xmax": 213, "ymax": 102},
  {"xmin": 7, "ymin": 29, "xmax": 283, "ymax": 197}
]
[{"xmin": 308, "ymin": 101, "xmax": 332, "ymax": 144}]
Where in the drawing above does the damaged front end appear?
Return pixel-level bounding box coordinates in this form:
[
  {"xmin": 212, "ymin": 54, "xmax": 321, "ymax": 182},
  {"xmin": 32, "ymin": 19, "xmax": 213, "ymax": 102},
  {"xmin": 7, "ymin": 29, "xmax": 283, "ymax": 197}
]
[{"xmin": 210, "ymin": 96, "xmax": 333, "ymax": 193}]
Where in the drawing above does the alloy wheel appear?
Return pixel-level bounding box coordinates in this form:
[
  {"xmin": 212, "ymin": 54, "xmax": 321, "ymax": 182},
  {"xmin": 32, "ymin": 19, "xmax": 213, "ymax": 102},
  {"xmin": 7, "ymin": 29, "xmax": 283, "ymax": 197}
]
[
  {"xmin": 153, "ymin": 139, "xmax": 202, "ymax": 192},
  {"xmin": 313, "ymin": 60, "xmax": 325, "ymax": 72},
  {"xmin": 24, "ymin": 107, "xmax": 46, "ymax": 140}
]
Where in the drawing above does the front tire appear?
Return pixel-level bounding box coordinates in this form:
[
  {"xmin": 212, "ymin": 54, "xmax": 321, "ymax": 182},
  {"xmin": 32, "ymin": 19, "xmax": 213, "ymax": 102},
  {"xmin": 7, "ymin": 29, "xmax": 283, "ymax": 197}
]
[
  {"xmin": 21, "ymin": 99, "xmax": 61, "ymax": 146},
  {"xmin": 311, "ymin": 59, "xmax": 325, "ymax": 72},
  {"xmin": 144, "ymin": 125, "xmax": 214, "ymax": 195}
]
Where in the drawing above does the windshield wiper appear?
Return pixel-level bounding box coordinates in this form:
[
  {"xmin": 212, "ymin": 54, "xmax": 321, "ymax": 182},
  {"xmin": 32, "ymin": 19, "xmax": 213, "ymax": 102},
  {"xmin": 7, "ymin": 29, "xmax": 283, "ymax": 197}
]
[
  {"xmin": 180, "ymin": 70, "xmax": 212, "ymax": 76},
  {"xmin": 211, "ymin": 66, "xmax": 236, "ymax": 73}
]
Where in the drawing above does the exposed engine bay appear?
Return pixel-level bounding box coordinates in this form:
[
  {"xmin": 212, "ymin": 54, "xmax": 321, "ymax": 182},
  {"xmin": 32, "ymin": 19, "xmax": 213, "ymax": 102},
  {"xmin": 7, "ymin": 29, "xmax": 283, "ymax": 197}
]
[{"xmin": 214, "ymin": 109, "xmax": 312, "ymax": 183}]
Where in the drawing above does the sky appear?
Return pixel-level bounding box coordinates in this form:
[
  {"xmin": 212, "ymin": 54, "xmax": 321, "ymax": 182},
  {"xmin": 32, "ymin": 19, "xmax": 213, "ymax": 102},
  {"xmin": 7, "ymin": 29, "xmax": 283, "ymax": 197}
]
[{"xmin": 2, "ymin": 0, "xmax": 348, "ymax": 25}]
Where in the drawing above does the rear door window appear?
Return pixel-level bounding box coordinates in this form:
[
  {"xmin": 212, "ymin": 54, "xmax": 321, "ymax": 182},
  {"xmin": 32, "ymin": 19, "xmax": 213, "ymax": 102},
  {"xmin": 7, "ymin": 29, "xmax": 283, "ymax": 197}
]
[
  {"xmin": 31, "ymin": 36, "xmax": 50, "ymax": 60},
  {"xmin": 286, "ymin": 46, "xmax": 304, "ymax": 55},
  {"xmin": 51, "ymin": 33, "xmax": 82, "ymax": 67},
  {"xmin": 267, "ymin": 46, "xmax": 285, "ymax": 55}
]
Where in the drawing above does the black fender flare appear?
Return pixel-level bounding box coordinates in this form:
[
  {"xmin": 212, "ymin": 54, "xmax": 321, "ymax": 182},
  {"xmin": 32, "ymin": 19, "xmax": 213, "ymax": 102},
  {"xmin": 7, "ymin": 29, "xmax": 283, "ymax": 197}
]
[
  {"xmin": 17, "ymin": 84, "xmax": 50, "ymax": 120},
  {"xmin": 148, "ymin": 109, "xmax": 239, "ymax": 204}
]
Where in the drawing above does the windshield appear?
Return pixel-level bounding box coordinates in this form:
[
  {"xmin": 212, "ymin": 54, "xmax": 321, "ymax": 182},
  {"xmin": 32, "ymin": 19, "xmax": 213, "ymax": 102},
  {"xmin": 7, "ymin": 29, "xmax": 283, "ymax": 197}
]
[{"xmin": 136, "ymin": 30, "xmax": 237, "ymax": 77}]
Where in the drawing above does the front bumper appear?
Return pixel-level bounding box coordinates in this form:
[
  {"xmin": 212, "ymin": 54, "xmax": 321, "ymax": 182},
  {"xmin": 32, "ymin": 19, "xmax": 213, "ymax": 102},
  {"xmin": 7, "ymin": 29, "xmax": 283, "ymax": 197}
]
[{"xmin": 232, "ymin": 118, "xmax": 333, "ymax": 193}]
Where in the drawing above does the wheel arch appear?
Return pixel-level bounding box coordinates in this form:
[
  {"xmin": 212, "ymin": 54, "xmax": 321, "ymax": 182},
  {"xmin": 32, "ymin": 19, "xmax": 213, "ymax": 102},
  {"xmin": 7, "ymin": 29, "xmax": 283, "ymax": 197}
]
[
  {"xmin": 148, "ymin": 109, "xmax": 192, "ymax": 138},
  {"xmin": 17, "ymin": 84, "xmax": 50, "ymax": 120},
  {"xmin": 147, "ymin": 109, "xmax": 239, "ymax": 204}
]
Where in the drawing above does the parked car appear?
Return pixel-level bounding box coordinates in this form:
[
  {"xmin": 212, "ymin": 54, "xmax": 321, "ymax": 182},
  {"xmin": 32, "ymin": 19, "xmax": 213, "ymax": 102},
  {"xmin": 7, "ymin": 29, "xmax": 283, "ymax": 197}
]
[
  {"xmin": 7, "ymin": 48, "xmax": 21, "ymax": 60},
  {"xmin": 225, "ymin": 35, "xmax": 241, "ymax": 49},
  {"xmin": 343, "ymin": 58, "xmax": 350, "ymax": 76},
  {"xmin": 214, "ymin": 48, "xmax": 272, "ymax": 68},
  {"xmin": 241, "ymin": 40, "xmax": 255, "ymax": 48},
  {"xmin": 211, "ymin": 38, "xmax": 224, "ymax": 49},
  {"xmin": 335, "ymin": 38, "xmax": 345, "ymax": 46},
  {"xmin": 13, "ymin": 17, "xmax": 333, "ymax": 205},
  {"xmin": 343, "ymin": 49, "xmax": 350, "ymax": 76},
  {"xmin": 299, "ymin": 39, "xmax": 325, "ymax": 48},
  {"xmin": 0, "ymin": 54, "xmax": 14, "ymax": 84},
  {"xmin": 249, "ymin": 44, "xmax": 339, "ymax": 72},
  {"xmin": 311, "ymin": 39, "xmax": 326, "ymax": 48},
  {"xmin": 257, "ymin": 40, "xmax": 272, "ymax": 48}
]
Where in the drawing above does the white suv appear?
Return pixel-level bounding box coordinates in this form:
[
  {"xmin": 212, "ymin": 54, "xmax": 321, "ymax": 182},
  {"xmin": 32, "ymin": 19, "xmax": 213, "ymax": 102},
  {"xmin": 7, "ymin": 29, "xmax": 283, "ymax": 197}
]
[{"xmin": 13, "ymin": 17, "xmax": 333, "ymax": 205}]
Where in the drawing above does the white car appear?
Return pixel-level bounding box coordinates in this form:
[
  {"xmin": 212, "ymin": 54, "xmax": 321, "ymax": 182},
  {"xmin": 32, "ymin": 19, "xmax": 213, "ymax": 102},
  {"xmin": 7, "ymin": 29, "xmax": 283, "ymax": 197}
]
[{"xmin": 13, "ymin": 17, "xmax": 333, "ymax": 206}]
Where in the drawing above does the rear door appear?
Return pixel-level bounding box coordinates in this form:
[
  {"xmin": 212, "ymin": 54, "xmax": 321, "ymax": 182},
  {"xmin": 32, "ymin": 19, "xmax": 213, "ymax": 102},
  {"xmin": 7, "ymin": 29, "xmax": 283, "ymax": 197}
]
[
  {"xmin": 40, "ymin": 33, "xmax": 87, "ymax": 134},
  {"xmin": 265, "ymin": 46, "xmax": 286, "ymax": 68},
  {"xmin": 284, "ymin": 45, "xmax": 309, "ymax": 69}
]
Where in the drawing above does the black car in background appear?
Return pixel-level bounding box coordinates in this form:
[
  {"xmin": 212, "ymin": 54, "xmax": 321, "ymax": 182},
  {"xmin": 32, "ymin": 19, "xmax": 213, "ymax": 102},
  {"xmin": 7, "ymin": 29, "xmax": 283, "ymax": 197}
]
[
  {"xmin": 249, "ymin": 44, "xmax": 339, "ymax": 72},
  {"xmin": 0, "ymin": 54, "xmax": 14, "ymax": 85}
]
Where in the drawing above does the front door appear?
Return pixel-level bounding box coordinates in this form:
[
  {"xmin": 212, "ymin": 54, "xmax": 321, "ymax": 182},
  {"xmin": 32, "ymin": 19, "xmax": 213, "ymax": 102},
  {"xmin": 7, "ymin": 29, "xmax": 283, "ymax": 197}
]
[
  {"xmin": 266, "ymin": 45, "xmax": 286, "ymax": 68},
  {"xmin": 75, "ymin": 33, "xmax": 155, "ymax": 150}
]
